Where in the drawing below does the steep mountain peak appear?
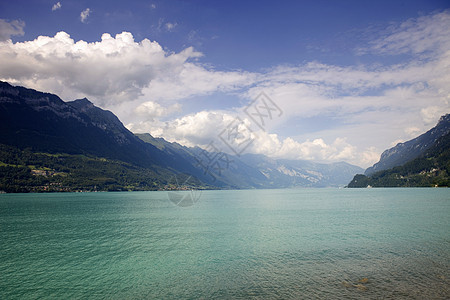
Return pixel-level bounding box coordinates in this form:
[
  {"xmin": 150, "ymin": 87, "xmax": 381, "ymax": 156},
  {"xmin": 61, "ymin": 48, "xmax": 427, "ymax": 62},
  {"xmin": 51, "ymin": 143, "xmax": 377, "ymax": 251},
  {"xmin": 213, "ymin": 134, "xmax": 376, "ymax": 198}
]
[
  {"xmin": 437, "ymin": 113, "xmax": 450, "ymax": 126},
  {"xmin": 68, "ymin": 98, "xmax": 94, "ymax": 111},
  {"xmin": 67, "ymin": 98, "xmax": 127, "ymax": 135},
  {"xmin": 0, "ymin": 82, "xmax": 20, "ymax": 99},
  {"xmin": 0, "ymin": 81, "xmax": 15, "ymax": 93}
]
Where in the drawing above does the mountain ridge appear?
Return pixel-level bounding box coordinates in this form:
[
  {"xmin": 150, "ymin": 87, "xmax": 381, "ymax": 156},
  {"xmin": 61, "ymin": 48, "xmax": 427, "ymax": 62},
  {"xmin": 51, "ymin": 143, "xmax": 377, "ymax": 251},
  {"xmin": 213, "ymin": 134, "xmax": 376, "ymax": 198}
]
[
  {"xmin": 348, "ymin": 115, "xmax": 450, "ymax": 187},
  {"xmin": 365, "ymin": 114, "xmax": 450, "ymax": 175}
]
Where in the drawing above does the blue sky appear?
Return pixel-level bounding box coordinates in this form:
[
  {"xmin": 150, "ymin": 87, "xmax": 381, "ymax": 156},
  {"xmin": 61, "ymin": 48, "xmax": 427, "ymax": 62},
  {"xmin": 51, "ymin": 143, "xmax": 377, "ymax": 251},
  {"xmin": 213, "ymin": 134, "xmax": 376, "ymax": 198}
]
[
  {"xmin": 0, "ymin": 0, "xmax": 449, "ymax": 167},
  {"xmin": 4, "ymin": 0, "xmax": 446, "ymax": 68}
]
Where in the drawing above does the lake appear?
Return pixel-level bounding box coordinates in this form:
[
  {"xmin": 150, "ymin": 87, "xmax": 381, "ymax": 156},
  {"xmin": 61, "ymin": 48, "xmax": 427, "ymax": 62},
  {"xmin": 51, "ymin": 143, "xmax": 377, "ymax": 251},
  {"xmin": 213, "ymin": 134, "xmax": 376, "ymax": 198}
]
[{"xmin": 0, "ymin": 188, "xmax": 449, "ymax": 299}]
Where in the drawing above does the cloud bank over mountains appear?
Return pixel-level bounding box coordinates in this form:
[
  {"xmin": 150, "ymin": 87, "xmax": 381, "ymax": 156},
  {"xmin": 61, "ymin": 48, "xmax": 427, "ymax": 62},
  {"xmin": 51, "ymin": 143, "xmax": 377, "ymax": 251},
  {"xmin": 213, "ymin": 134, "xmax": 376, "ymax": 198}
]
[{"xmin": 0, "ymin": 10, "xmax": 449, "ymax": 167}]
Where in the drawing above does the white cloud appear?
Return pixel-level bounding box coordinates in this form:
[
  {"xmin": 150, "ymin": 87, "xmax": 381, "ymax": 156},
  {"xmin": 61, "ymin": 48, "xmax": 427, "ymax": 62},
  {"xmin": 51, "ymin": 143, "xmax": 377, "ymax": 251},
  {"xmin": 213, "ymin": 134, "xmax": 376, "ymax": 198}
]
[
  {"xmin": 134, "ymin": 101, "xmax": 181, "ymax": 120},
  {"xmin": 127, "ymin": 110, "xmax": 379, "ymax": 166},
  {"xmin": 165, "ymin": 22, "xmax": 177, "ymax": 31},
  {"xmin": 0, "ymin": 30, "xmax": 255, "ymax": 112},
  {"xmin": 0, "ymin": 19, "xmax": 25, "ymax": 41},
  {"xmin": 144, "ymin": 63, "xmax": 256, "ymax": 101},
  {"xmin": 80, "ymin": 8, "xmax": 91, "ymax": 23},
  {"xmin": 361, "ymin": 10, "xmax": 450, "ymax": 56},
  {"xmin": 52, "ymin": 2, "xmax": 62, "ymax": 11},
  {"xmin": 421, "ymin": 106, "xmax": 444, "ymax": 125},
  {"xmin": 148, "ymin": 111, "xmax": 237, "ymax": 146},
  {"xmin": 273, "ymin": 136, "xmax": 379, "ymax": 166},
  {"xmin": 404, "ymin": 127, "xmax": 421, "ymax": 137},
  {"xmin": 0, "ymin": 31, "xmax": 203, "ymax": 104}
]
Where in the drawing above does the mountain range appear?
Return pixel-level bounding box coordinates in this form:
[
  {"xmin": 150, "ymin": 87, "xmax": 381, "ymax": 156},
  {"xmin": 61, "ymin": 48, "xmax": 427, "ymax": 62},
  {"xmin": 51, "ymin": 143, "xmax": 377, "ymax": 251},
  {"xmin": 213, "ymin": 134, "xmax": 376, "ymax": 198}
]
[
  {"xmin": 138, "ymin": 132, "xmax": 364, "ymax": 188},
  {"xmin": 348, "ymin": 114, "xmax": 450, "ymax": 187},
  {"xmin": 0, "ymin": 81, "xmax": 362, "ymax": 192}
]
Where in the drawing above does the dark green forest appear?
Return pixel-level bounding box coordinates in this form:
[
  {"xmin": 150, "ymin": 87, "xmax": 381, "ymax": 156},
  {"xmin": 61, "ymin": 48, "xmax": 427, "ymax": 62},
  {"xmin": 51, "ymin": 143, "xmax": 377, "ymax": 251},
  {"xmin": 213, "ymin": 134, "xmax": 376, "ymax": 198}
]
[{"xmin": 0, "ymin": 144, "xmax": 205, "ymax": 193}]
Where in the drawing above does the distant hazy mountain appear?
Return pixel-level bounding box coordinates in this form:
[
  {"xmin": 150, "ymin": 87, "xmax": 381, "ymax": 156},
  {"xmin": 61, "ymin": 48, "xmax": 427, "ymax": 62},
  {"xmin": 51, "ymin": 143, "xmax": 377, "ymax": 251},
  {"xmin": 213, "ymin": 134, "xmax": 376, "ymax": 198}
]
[
  {"xmin": 0, "ymin": 81, "xmax": 363, "ymax": 192},
  {"xmin": 365, "ymin": 114, "xmax": 450, "ymax": 175},
  {"xmin": 135, "ymin": 133, "xmax": 268, "ymax": 188},
  {"xmin": 348, "ymin": 115, "xmax": 450, "ymax": 188},
  {"xmin": 136, "ymin": 134, "xmax": 363, "ymax": 188},
  {"xmin": 237, "ymin": 154, "xmax": 363, "ymax": 187}
]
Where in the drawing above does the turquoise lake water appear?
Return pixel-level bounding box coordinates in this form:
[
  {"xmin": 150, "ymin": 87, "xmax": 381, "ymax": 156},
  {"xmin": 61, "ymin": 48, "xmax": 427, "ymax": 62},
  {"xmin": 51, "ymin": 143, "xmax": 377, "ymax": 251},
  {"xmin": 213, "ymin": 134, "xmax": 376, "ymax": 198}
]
[{"xmin": 0, "ymin": 188, "xmax": 449, "ymax": 299}]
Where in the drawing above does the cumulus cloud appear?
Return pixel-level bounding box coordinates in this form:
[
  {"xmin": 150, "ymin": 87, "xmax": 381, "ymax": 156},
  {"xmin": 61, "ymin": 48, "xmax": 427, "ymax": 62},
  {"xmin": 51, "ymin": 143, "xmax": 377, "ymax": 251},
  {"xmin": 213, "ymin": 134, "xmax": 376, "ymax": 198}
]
[
  {"xmin": 0, "ymin": 31, "xmax": 203, "ymax": 104},
  {"xmin": 127, "ymin": 110, "xmax": 379, "ymax": 166},
  {"xmin": 134, "ymin": 101, "xmax": 181, "ymax": 120},
  {"xmin": 138, "ymin": 111, "xmax": 237, "ymax": 146},
  {"xmin": 274, "ymin": 136, "xmax": 379, "ymax": 167},
  {"xmin": 0, "ymin": 30, "xmax": 254, "ymax": 105},
  {"xmin": 52, "ymin": 2, "xmax": 62, "ymax": 11},
  {"xmin": 0, "ymin": 19, "xmax": 25, "ymax": 41},
  {"xmin": 80, "ymin": 8, "xmax": 91, "ymax": 23}
]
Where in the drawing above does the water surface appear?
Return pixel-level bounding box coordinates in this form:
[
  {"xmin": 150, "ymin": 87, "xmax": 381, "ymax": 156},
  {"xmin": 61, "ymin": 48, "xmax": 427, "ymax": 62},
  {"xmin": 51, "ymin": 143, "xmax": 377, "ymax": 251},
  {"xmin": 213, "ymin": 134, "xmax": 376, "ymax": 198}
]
[{"xmin": 0, "ymin": 188, "xmax": 449, "ymax": 299}]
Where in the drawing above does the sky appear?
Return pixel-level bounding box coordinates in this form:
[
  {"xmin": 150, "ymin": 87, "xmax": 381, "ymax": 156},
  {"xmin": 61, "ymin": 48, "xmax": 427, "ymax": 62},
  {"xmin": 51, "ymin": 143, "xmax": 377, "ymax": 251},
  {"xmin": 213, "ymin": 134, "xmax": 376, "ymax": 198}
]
[{"xmin": 0, "ymin": 0, "xmax": 449, "ymax": 168}]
